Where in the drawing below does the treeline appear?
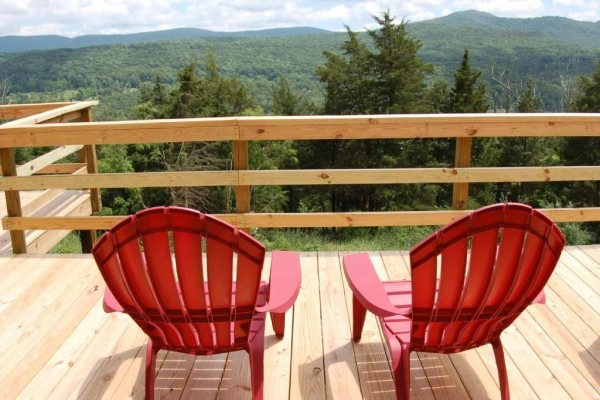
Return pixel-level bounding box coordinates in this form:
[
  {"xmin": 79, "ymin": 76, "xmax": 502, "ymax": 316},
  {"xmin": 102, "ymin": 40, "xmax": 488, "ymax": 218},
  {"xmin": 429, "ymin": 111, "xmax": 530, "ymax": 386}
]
[
  {"xmin": 95, "ymin": 13, "xmax": 600, "ymax": 243},
  {"xmin": 2, "ymin": 11, "xmax": 599, "ymax": 120}
]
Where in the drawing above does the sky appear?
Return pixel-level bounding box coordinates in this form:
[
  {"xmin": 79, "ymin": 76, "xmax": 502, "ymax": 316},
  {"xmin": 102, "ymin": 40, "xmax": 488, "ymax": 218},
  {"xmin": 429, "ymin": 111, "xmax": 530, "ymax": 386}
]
[{"xmin": 0, "ymin": 0, "xmax": 598, "ymax": 37}]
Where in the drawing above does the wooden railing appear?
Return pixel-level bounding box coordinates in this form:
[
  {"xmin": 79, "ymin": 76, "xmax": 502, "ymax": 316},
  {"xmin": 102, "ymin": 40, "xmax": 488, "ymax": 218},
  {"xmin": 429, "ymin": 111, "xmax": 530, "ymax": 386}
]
[
  {"xmin": 1, "ymin": 102, "xmax": 600, "ymax": 253},
  {"xmin": 0, "ymin": 101, "xmax": 100, "ymax": 253}
]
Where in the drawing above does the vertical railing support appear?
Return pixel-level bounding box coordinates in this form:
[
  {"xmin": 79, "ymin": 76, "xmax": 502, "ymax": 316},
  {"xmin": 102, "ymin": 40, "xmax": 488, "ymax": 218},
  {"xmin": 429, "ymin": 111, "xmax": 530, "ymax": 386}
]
[
  {"xmin": 234, "ymin": 140, "xmax": 250, "ymax": 233},
  {"xmin": 452, "ymin": 137, "xmax": 472, "ymax": 210},
  {"xmin": 0, "ymin": 147, "xmax": 27, "ymax": 253},
  {"xmin": 78, "ymin": 107, "xmax": 102, "ymax": 252}
]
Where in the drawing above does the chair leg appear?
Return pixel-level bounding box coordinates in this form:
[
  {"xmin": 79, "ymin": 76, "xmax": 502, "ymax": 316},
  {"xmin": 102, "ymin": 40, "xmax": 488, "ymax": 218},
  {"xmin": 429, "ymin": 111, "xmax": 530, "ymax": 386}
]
[
  {"xmin": 492, "ymin": 338, "xmax": 510, "ymax": 400},
  {"xmin": 352, "ymin": 295, "xmax": 368, "ymax": 342},
  {"xmin": 270, "ymin": 312, "xmax": 286, "ymax": 338},
  {"xmin": 390, "ymin": 340, "xmax": 411, "ymax": 400},
  {"xmin": 145, "ymin": 339, "xmax": 159, "ymax": 400},
  {"xmin": 248, "ymin": 331, "xmax": 265, "ymax": 400}
]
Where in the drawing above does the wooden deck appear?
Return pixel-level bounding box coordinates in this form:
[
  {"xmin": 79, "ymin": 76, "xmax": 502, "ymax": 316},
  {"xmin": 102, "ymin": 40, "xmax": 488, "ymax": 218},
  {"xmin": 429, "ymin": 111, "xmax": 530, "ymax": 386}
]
[{"xmin": 0, "ymin": 248, "xmax": 598, "ymax": 400}]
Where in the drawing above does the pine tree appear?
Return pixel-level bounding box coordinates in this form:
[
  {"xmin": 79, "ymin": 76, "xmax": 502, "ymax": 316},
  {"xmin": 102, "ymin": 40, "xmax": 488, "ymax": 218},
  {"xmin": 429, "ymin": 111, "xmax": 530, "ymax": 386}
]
[
  {"xmin": 570, "ymin": 61, "xmax": 600, "ymax": 112},
  {"xmin": 316, "ymin": 12, "xmax": 433, "ymax": 115},
  {"xmin": 271, "ymin": 77, "xmax": 312, "ymax": 116},
  {"xmin": 367, "ymin": 13, "xmax": 434, "ymax": 113},
  {"xmin": 561, "ymin": 61, "xmax": 600, "ymax": 209},
  {"xmin": 479, "ymin": 79, "xmax": 561, "ymax": 207},
  {"xmin": 126, "ymin": 56, "xmax": 297, "ymax": 214},
  {"xmin": 445, "ymin": 49, "xmax": 488, "ymax": 113},
  {"xmin": 309, "ymin": 12, "xmax": 441, "ymax": 214},
  {"xmin": 517, "ymin": 80, "xmax": 543, "ymax": 112}
]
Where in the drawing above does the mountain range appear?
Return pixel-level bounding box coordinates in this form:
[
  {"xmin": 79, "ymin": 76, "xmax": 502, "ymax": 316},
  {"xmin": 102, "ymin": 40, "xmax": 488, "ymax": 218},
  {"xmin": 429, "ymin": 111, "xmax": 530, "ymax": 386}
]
[
  {"xmin": 1, "ymin": 10, "xmax": 599, "ymax": 53},
  {"xmin": 1, "ymin": 10, "xmax": 598, "ymax": 117},
  {"xmin": 0, "ymin": 27, "xmax": 332, "ymax": 53}
]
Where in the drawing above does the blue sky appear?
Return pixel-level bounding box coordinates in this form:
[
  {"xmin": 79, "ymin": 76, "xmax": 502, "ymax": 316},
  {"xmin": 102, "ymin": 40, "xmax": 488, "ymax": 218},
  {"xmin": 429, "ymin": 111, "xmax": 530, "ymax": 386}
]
[{"xmin": 1, "ymin": 0, "xmax": 598, "ymax": 37}]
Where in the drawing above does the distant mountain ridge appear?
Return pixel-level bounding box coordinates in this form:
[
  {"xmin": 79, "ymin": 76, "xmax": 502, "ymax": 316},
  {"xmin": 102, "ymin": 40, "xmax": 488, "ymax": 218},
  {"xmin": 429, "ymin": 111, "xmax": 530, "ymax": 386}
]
[
  {"xmin": 426, "ymin": 10, "xmax": 600, "ymax": 51},
  {"xmin": 1, "ymin": 11, "xmax": 600, "ymax": 53},
  {"xmin": 1, "ymin": 10, "xmax": 598, "ymax": 116},
  {"xmin": 0, "ymin": 27, "xmax": 334, "ymax": 53}
]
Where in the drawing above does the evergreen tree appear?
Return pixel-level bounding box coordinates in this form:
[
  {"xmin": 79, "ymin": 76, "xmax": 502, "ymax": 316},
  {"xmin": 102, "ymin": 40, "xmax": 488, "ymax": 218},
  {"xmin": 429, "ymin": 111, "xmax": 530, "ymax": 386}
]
[
  {"xmin": 124, "ymin": 56, "xmax": 294, "ymax": 215},
  {"xmin": 367, "ymin": 13, "xmax": 434, "ymax": 113},
  {"xmin": 477, "ymin": 78, "xmax": 560, "ymax": 206},
  {"xmin": 443, "ymin": 49, "xmax": 488, "ymax": 208},
  {"xmin": 271, "ymin": 77, "xmax": 312, "ymax": 116},
  {"xmin": 517, "ymin": 80, "xmax": 543, "ymax": 113},
  {"xmin": 570, "ymin": 61, "xmax": 600, "ymax": 112},
  {"xmin": 561, "ymin": 61, "xmax": 600, "ymax": 209},
  {"xmin": 317, "ymin": 12, "xmax": 433, "ymax": 115},
  {"xmin": 307, "ymin": 12, "xmax": 442, "ymax": 215},
  {"xmin": 134, "ymin": 76, "xmax": 169, "ymax": 119},
  {"xmin": 445, "ymin": 49, "xmax": 488, "ymax": 113},
  {"xmin": 317, "ymin": 28, "xmax": 373, "ymax": 114}
]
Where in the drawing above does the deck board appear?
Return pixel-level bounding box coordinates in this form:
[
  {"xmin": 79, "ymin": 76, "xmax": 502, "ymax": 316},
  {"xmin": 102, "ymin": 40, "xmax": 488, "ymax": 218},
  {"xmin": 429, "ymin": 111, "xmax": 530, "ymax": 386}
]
[{"xmin": 0, "ymin": 248, "xmax": 599, "ymax": 400}]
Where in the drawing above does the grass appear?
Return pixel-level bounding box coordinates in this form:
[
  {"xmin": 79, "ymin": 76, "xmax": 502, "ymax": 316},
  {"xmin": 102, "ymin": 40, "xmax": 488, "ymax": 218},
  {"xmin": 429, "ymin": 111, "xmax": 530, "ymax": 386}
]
[
  {"xmin": 49, "ymin": 232, "xmax": 82, "ymax": 254},
  {"xmin": 48, "ymin": 222, "xmax": 595, "ymax": 254},
  {"xmin": 252, "ymin": 226, "xmax": 440, "ymax": 252}
]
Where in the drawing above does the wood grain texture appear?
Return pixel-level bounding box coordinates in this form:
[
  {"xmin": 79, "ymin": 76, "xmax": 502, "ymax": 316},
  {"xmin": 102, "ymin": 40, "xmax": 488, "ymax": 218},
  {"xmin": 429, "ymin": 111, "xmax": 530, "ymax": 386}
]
[{"xmin": 0, "ymin": 249, "xmax": 598, "ymax": 399}]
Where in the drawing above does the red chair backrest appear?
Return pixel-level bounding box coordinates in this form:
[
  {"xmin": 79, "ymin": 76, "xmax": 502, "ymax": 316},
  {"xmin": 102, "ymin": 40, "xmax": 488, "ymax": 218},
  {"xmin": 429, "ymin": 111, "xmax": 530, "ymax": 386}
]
[
  {"xmin": 93, "ymin": 207, "xmax": 266, "ymax": 353},
  {"xmin": 409, "ymin": 203, "xmax": 565, "ymax": 353}
]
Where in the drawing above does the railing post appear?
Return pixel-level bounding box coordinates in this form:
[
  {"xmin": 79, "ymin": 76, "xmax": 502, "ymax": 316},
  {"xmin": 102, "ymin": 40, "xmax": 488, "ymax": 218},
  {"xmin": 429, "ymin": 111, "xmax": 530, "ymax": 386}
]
[
  {"xmin": 0, "ymin": 147, "xmax": 27, "ymax": 253},
  {"xmin": 452, "ymin": 137, "xmax": 472, "ymax": 210},
  {"xmin": 77, "ymin": 107, "xmax": 101, "ymax": 252},
  {"xmin": 234, "ymin": 140, "xmax": 250, "ymax": 233}
]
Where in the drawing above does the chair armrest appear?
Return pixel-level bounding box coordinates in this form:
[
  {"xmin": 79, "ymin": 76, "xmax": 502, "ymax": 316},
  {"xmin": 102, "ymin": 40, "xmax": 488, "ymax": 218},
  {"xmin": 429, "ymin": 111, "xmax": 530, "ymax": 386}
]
[
  {"xmin": 532, "ymin": 289, "xmax": 546, "ymax": 304},
  {"xmin": 103, "ymin": 287, "xmax": 124, "ymax": 313},
  {"xmin": 256, "ymin": 251, "xmax": 301, "ymax": 313},
  {"xmin": 343, "ymin": 253, "xmax": 410, "ymax": 317}
]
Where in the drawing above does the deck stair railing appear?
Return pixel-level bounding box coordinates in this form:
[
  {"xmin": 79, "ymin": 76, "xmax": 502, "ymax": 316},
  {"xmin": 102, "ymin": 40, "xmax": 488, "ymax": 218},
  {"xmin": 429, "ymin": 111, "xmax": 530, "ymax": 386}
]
[{"xmin": 0, "ymin": 101, "xmax": 100, "ymax": 253}]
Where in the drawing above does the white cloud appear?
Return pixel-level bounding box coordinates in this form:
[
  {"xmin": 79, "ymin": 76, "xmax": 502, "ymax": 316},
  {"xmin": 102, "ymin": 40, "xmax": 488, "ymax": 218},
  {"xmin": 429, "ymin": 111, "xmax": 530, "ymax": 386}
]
[
  {"xmin": 0, "ymin": 0, "xmax": 597, "ymax": 37},
  {"xmin": 1, "ymin": 2, "xmax": 29, "ymax": 15},
  {"xmin": 552, "ymin": 0, "xmax": 586, "ymax": 5},
  {"xmin": 569, "ymin": 9, "xmax": 600, "ymax": 21}
]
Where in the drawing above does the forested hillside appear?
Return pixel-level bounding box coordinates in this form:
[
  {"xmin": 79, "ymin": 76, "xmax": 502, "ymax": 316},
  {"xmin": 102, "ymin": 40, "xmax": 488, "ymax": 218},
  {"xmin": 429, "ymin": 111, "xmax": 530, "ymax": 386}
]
[
  {"xmin": 431, "ymin": 10, "xmax": 600, "ymax": 51},
  {"xmin": 2, "ymin": 11, "xmax": 600, "ymax": 249},
  {"xmin": 1, "ymin": 11, "xmax": 598, "ymax": 119}
]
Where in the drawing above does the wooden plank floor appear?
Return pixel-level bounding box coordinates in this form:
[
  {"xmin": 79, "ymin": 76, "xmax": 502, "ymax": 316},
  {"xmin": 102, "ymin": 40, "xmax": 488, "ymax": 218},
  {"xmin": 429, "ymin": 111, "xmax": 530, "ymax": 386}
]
[{"xmin": 0, "ymin": 248, "xmax": 599, "ymax": 400}]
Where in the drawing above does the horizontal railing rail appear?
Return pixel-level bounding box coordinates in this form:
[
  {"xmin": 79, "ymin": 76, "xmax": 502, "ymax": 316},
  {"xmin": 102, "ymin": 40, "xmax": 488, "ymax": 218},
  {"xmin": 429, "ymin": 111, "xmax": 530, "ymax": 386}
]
[
  {"xmin": 4, "ymin": 207, "xmax": 599, "ymax": 232},
  {"xmin": 0, "ymin": 102, "xmax": 75, "ymax": 121},
  {"xmin": 1, "ymin": 103, "xmax": 599, "ymax": 253},
  {"xmin": 1, "ymin": 166, "xmax": 599, "ymax": 191},
  {"xmin": 1, "ymin": 113, "xmax": 600, "ymax": 148},
  {"xmin": 0, "ymin": 102, "xmax": 100, "ymax": 253}
]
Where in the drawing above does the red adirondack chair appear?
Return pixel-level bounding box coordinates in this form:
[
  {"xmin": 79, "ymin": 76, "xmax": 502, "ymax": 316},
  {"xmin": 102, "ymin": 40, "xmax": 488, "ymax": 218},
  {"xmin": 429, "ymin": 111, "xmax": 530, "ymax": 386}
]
[
  {"xmin": 343, "ymin": 203, "xmax": 565, "ymax": 400},
  {"xmin": 92, "ymin": 206, "xmax": 301, "ymax": 400}
]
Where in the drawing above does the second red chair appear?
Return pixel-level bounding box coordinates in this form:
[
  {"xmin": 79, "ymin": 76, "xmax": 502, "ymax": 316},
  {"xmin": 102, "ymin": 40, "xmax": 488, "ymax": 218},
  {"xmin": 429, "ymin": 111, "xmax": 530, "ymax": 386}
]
[{"xmin": 343, "ymin": 203, "xmax": 565, "ymax": 400}]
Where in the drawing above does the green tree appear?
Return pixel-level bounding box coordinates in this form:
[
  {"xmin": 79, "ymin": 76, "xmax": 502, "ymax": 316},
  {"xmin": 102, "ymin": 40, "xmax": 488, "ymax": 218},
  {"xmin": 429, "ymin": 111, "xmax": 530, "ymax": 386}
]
[
  {"xmin": 97, "ymin": 144, "xmax": 144, "ymax": 215},
  {"xmin": 305, "ymin": 12, "xmax": 443, "ymax": 216},
  {"xmin": 125, "ymin": 56, "xmax": 295, "ymax": 214},
  {"xmin": 557, "ymin": 62, "xmax": 600, "ymax": 242},
  {"xmin": 561, "ymin": 61, "xmax": 600, "ymax": 210},
  {"xmin": 445, "ymin": 49, "xmax": 488, "ymax": 113},
  {"xmin": 316, "ymin": 12, "xmax": 433, "ymax": 115},
  {"xmin": 517, "ymin": 80, "xmax": 543, "ymax": 113},
  {"xmin": 270, "ymin": 77, "xmax": 313, "ymax": 116},
  {"xmin": 134, "ymin": 76, "xmax": 170, "ymax": 119},
  {"xmin": 367, "ymin": 13, "xmax": 434, "ymax": 113}
]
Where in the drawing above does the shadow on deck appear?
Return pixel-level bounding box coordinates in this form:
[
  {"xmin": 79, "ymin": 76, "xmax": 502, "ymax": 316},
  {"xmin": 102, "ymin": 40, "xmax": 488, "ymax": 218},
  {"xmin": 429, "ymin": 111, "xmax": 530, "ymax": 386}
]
[{"xmin": 0, "ymin": 249, "xmax": 598, "ymax": 399}]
